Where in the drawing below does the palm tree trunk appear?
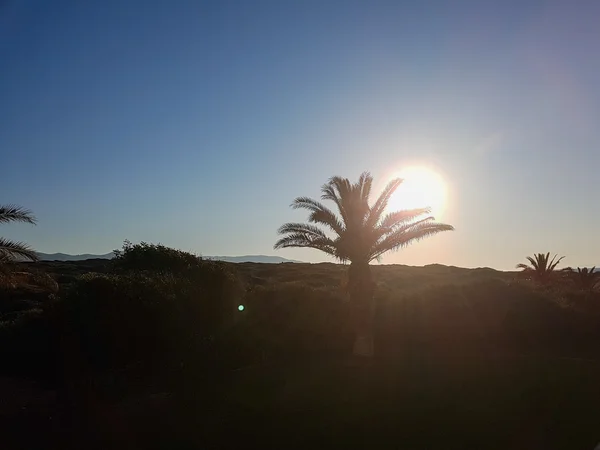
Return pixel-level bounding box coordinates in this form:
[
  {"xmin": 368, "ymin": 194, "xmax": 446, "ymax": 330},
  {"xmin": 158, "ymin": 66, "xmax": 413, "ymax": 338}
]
[{"xmin": 348, "ymin": 262, "xmax": 375, "ymax": 357}]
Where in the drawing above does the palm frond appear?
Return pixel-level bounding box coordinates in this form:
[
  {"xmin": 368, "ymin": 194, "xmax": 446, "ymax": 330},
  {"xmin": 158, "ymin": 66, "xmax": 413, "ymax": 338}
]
[
  {"xmin": 366, "ymin": 177, "xmax": 403, "ymax": 228},
  {"xmin": 273, "ymin": 232, "xmax": 338, "ymax": 257},
  {"xmin": 322, "ymin": 176, "xmax": 353, "ymax": 212},
  {"xmin": 356, "ymin": 171, "xmax": 373, "ymax": 204},
  {"xmin": 0, "ymin": 205, "xmax": 37, "ymax": 225},
  {"xmin": 327, "ymin": 176, "xmax": 353, "ymax": 199},
  {"xmin": 0, "ymin": 238, "xmax": 39, "ymax": 261},
  {"xmin": 291, "ymin": 197, "xmax": 344, "ymax": 235},
  {"xmin": 369, "ymin": 222, "xmax": 454, "ymax": 260},
  {"xmin": 274, "ymin": 232, "xmax": 335, "ymax": 249},
  {"xmin": 567, "ymin": 267, "xmax": 600, "ymax": 290},
  {"xmin": 526, "ymin": 256, "xmax": 539, "ymax": 270},
  {"xmin": 291, "ymin": 196, "xmax": 328, "ymax": 212},
  {"xmin": 322, "ymin": 175, "xmax": 370, "ymax": 229},
  {"xmin": 373, "ymin": 216, "xmax": 436, "ymax": 244},
  {"xmin": 276, "ymin": 222, "xmax": 328, "ymax": 238},
  {"xmin": 378, "ymin": 207, "xmax": 432, "ymax": 230},
  {"xmin": 517, "ymin": 253, "xmax": 564, "ymax": 285},
  {"xmin": 309, "ymin": 209, "xmax": 344, "ymax": 236},
  {"xmin": 548, "ymin": 254, "xmax": 565, "ymax": 271},
  {"xmin": 321, "ymin": 181, "xmax": 348, "ymax": 224}
]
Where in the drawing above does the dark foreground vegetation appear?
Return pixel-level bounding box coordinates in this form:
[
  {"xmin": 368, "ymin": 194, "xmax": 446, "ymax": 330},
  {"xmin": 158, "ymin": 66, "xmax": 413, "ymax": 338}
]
[{"xmin": 1, "ymin": 243, "xmax": 600, "ymax": 449}]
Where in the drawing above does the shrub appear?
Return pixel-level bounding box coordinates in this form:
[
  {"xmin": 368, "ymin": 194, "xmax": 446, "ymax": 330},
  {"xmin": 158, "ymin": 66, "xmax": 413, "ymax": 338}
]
[
  {"xmin": 0, "ymin": 243, "xmax": 246, "ymax": 385},
  {"xmin": 0, "ymin": 307, "xmax": 59, "ymax": 382},
  {"xmin": 56, "ymin": 262, "xmax": 244, "ymax": 374},
  {"xmin": 374, "ymin": 279, "xmax": 600, "ymax": 358},
  {"xmin": 223, "ymin": 282, "xmax": 352, "ymax": 365},
  {"xmin": 112, "ymin": 240, "xmax": 203, "ymax": 273},
  {"xmin": 0, "ymin": 269, "xmax": 58, "ymax": 295}
]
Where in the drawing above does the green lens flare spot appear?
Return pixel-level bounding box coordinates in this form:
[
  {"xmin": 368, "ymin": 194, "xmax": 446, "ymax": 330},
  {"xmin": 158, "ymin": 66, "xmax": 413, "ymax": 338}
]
[{"xmin": 238, "ymin": 305, "xmax": 245, "ymax": 311}]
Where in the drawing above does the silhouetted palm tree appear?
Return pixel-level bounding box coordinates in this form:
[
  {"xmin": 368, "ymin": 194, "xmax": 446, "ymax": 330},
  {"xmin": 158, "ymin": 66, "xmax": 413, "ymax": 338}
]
[
  {"xmin": 516, "ymin": 252, "xmax": 564, "ymax": 285},
  {"xmin": 0, "ymin": 205, "xmax": 38, "ymax": 262},
  {"xmin": 563, "ymin": 267, "xmax": 600, "ymax": 292},
  {"xmin": 274, "ymin": 172, "xmax": 454, "ymax": 356}
]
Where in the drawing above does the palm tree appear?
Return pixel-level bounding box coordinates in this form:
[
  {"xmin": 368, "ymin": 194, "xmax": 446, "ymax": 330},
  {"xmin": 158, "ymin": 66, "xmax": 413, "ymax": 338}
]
[
  {"xmin": 0, "ymin": 205, "xmax": 38, "ymax": 262},
  {"xmin": 563, "ymin": 267, "xmax": 600, "ymax": 292},
  {"xmin": 516, "ymin": 252, "xmax": 564, "ymax": 285},
  {"xmin": 274, "ymin": 172, "xmax": 454, "ymax": 357}
]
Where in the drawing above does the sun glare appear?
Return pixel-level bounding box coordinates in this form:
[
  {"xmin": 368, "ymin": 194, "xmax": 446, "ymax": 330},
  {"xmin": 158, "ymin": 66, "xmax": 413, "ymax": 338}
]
[{"xmin": 388, "ymin": 167, "xmax": 447, "ymax": 218}]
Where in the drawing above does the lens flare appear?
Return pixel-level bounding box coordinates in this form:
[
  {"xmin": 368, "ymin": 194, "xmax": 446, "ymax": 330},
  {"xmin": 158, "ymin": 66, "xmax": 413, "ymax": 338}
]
[{"xmin": 388, "ymin": 167, "xmax": 447, "ymax": 218}]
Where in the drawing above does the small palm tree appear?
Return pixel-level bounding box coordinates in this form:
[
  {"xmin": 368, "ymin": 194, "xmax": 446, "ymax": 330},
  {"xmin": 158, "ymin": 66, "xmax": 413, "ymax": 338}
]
[
  {"xmin": 0, "ymin": 205, "xmax": 38, "ymax": 262},
  {"xmin": 516, "ymin": 252, "xmax": 564, "ymax": 285},
  {"xmin": 274, "ymin": 171, "xmax": 454, "ymax": 356},
  {"xmin": 563, "ymin": 267, "xmax": 600, "ymax": 292}
]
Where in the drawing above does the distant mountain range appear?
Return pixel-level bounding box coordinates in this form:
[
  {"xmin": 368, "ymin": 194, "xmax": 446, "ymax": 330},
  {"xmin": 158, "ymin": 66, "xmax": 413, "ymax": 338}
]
[
  {"xmin": 206, "ymin": 255, "xmax": 302, "ymax": 264},
  {"xmin": 35, "ymin": 252, "xmax": 301, "ymax": 264},
  {"xmin": 36, "ymin": 252, "xmax": 115, "ymax": 261},
  {"xmin": 31, "ymin": 253, "xmax": 600, "ymax": 269}
]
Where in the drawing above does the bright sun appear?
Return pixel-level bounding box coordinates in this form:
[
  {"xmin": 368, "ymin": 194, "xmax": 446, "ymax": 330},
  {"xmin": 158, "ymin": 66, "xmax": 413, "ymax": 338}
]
[{"xmin": 387, "ymin": 166, "xmax": 447, "ymax": 218}]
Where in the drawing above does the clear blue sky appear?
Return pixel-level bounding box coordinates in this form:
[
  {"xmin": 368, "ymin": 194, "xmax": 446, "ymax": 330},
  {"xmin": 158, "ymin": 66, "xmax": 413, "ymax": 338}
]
[{"xmin": 1, "ymin": 0, "xmax": 599, "ymax": 269}]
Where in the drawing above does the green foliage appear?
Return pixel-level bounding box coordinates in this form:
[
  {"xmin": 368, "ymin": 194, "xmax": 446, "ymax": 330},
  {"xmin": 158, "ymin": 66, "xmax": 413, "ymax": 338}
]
[
  {"xmin": 563, "ymin": 266, "xmax": 600, "ymax": 292},
  {"xmin": 213, "ymin": 282, "xmax": 352, "ymax": 368},
  {"xmin": 234, "ymin": 282, "xmax": 352, "ymax": 360},
  {"xmin": 375, "ymin": 279, "xmax": 598, "ymax": 357},
  {"xmin": 217, "ymin": 275, "xmax": 600, "ymax": 367},
  {"xmin": 112, "ymin": 240, "xmax": 203, "ymax": 273},
  {"xmin": 0, "ymin": 269, "xmax": 58, "ymax": 295},
  {"xmin": 516, "ymin": 252, "xmax": 565, "ymax": 285},
  {"xmin": 4, "ymin": 258, "xmax": 600, "ymax": 448},
  {"xmin": 4, "ymin": 259, "xmax": 600, "ymax": 387},
  {"xmin": 0, "ymin": 204, "xmax": 38, "ymax": 262},
  {"xmin": 57, "ymin": 268, "xmax": 243, "ymax": 372},
  {"xmin": 0, "ymin": 306, "xmax": 58, "ymax": 381}
]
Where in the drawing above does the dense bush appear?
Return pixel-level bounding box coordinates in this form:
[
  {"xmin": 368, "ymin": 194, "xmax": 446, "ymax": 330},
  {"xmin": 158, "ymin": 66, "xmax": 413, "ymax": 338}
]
[
  {"xmin": 0, "ymin": 268, "xmax": 58, "ymax": 298},
  {"xmin": 3, "ymin": 255, "xmax": 600, "ymax": 390},
  {"xmin": 221, "ymin": 282, "xmax": 352, "ymax": 366},
  {"xmin": 0, "ymin": 244, "xmax": 247, "ymax": 387},
  {"xmin": 374, "ymin": 279, "xmax": 600, "ymax": 358},
  {"xmin": 221, "ymin": 277, "xmax": 600, "ymax": 366},
  {"xmin": 0, "ymin": 267, "xmax": 60, "ymax": 382},
  {"xmin": 56, "ymin": 264, "xmax": 244, "ymax": 373},
  {"xmin": 0, "ymin": 304, "xmax": 62, "ymax": 385},
  {"xmin": 112, "ymin": 240, "xmax": 203, "ymax": 273}
]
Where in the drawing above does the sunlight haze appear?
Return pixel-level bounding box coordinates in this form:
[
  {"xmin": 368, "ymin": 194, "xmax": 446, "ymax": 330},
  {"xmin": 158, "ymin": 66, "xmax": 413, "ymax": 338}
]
[{"xmin": 386, "ymin": 166, "xmax": 448, "ymax": 220}]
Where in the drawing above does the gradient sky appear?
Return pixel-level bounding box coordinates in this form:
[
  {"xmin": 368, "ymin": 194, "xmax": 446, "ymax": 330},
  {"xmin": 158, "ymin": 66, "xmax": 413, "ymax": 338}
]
[{"xmin": 2, "ymin": 0, "xmax": 599, "ymax": 269}]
